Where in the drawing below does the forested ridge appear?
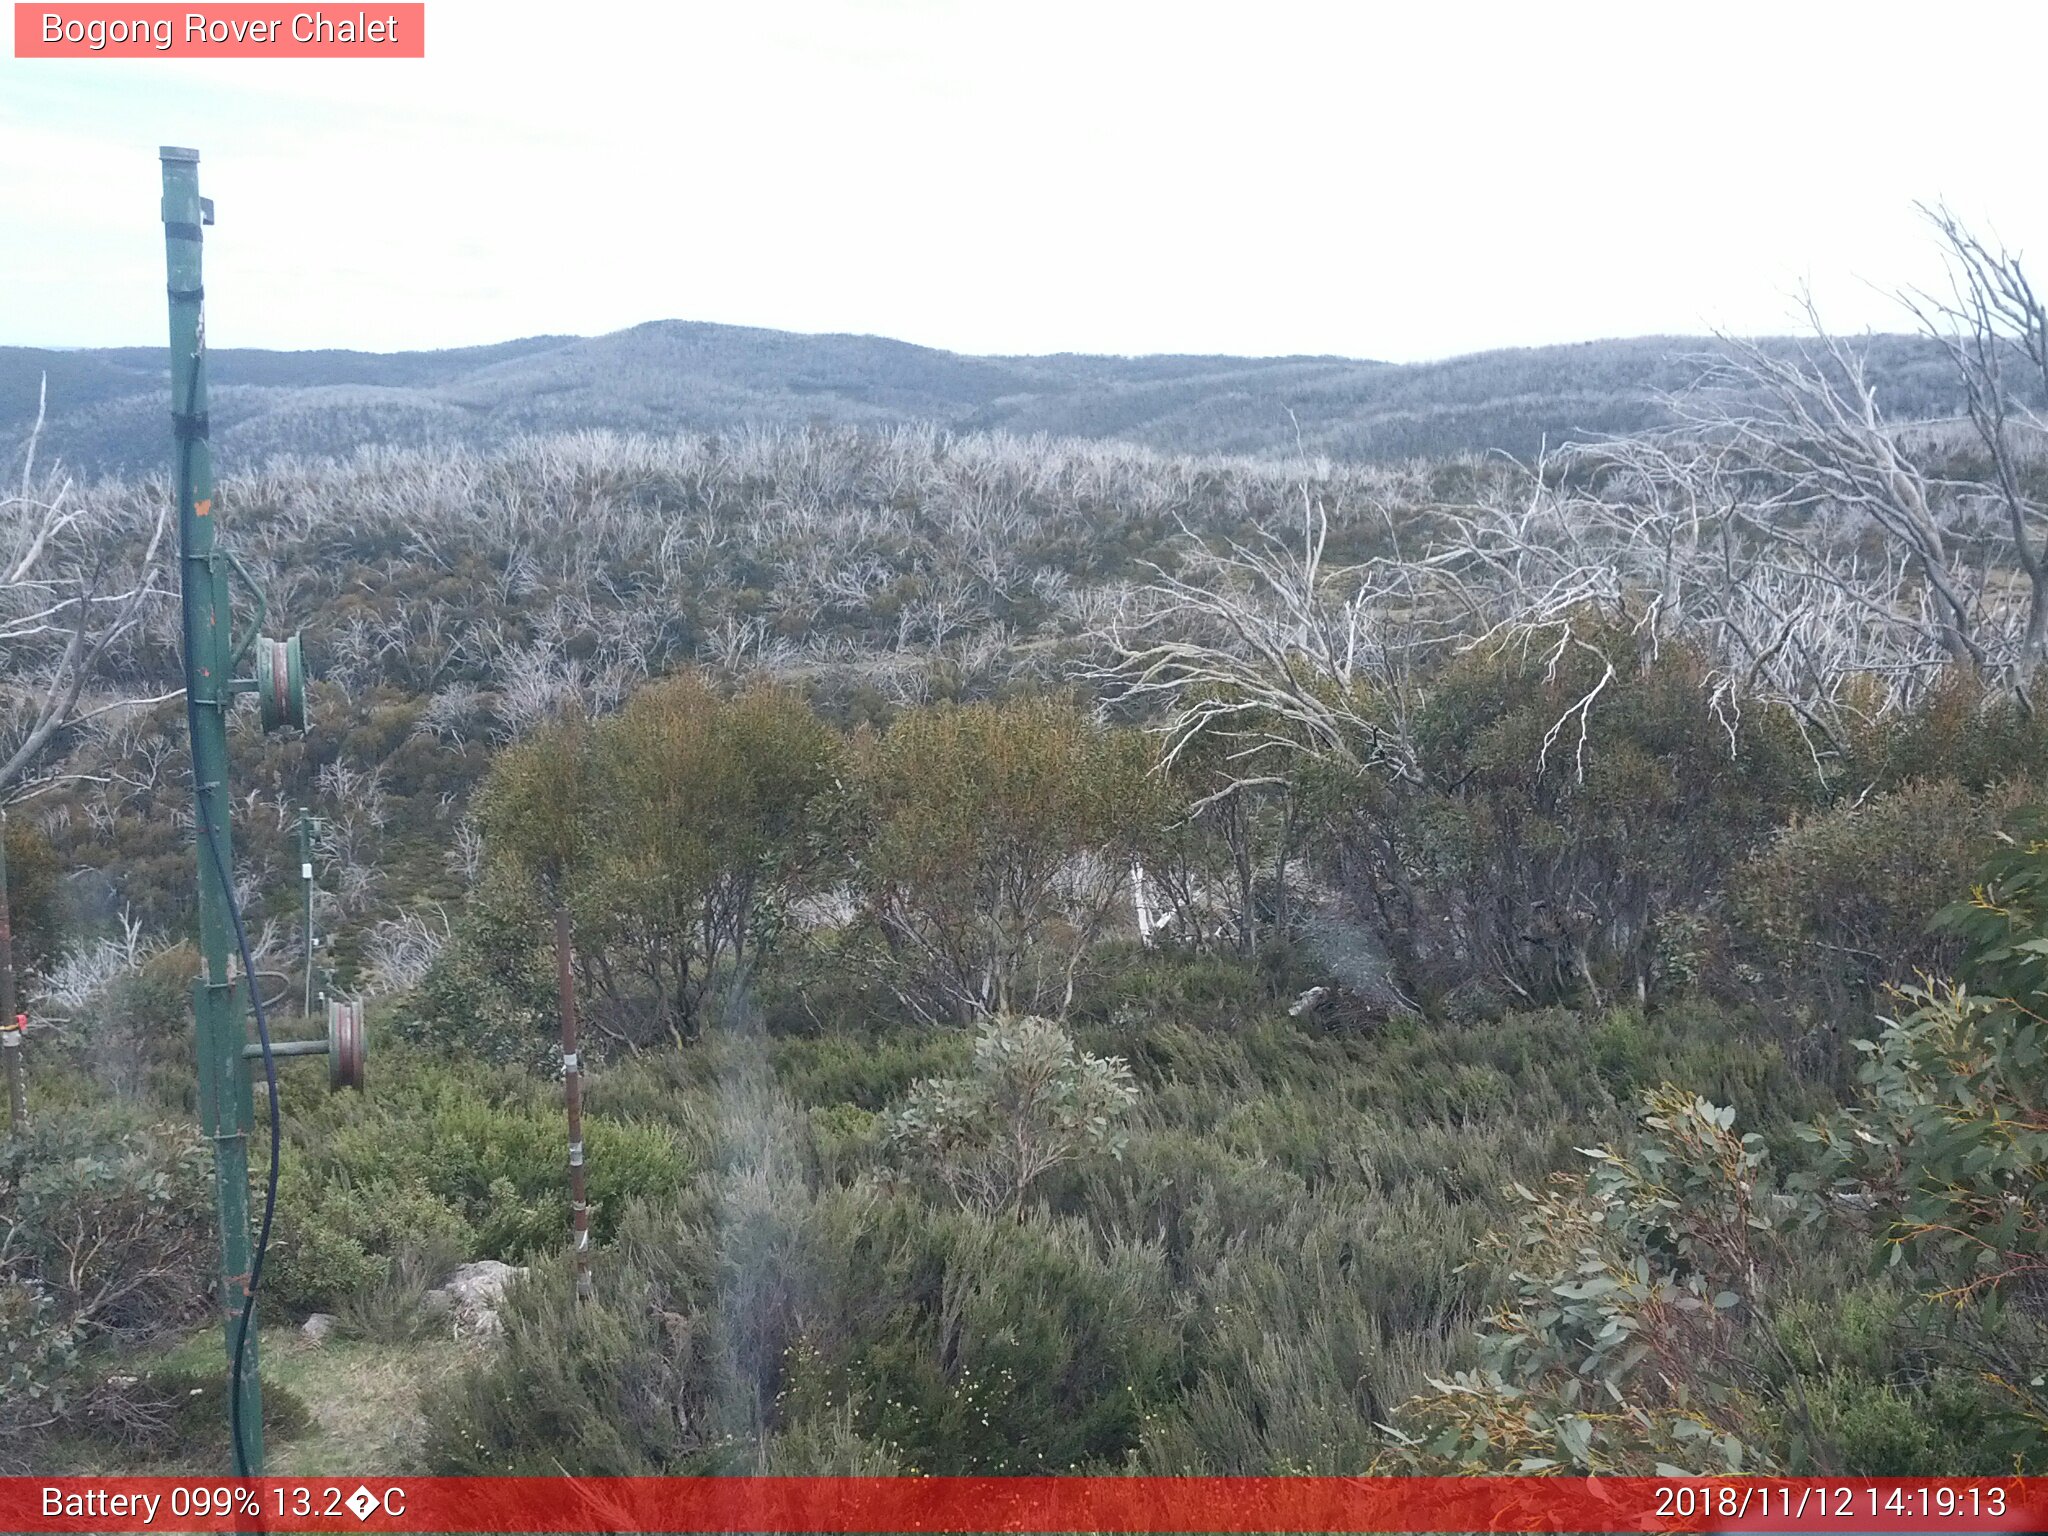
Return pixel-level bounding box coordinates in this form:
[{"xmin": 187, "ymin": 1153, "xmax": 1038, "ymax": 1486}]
[
  {"xmin": 1, "ymin": 323, "xmax": 1968, "ymax": 474},
  {"xmin": 4, "ymin": 219, "xmax": 2047, "ymax": 1478}
]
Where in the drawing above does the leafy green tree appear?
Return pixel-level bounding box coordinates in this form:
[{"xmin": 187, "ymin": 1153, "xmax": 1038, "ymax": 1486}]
[
  {"xmin": 474, "ymin": 713, "xmax": 596, "ymax": 908},
  {"xmin": 472, "ymin": 675, "xmax": 842, "ymax": 1047},
  {"xmin": 580, "ymin": 677, "xmax": 842, "ymax": 1041},
  {"xmin": 406, "ymin": 866, "xmax": 560, "ymax": 1067},
  {"xmin": 852, "ymin": 699, "xmax": 1159, "ymax": 1020},
  {"xmin": 2, "ymin": 816, "xmax": 60, "ymax": 980},
  {"xmin": 1136, "ymin": 703, "xmax": 1305, "ymax": 956},
  {"xmin": 438, "ymin": 714, "xmax": 597, "ymax": 1057},
  {"xmin": 884, "ymin": 1013, "xmax": 1136, "ymax": 1216},
  {"xmin": 1341, "ymin": 623, "xmax": 1813, "ymax": 1008}
]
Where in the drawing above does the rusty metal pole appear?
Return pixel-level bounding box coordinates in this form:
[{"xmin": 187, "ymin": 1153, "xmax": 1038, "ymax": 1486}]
[
  {"xmin": 555, "ymin": 906, "xmax": 593, "ymax": 1302},
  {"xmin": 0, "ymin": 813, "xmax": 23, "ymax": 1135}
]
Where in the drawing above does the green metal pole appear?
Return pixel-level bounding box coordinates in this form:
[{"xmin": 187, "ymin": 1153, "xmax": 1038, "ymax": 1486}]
[
  {"xmin": 300, "ymin": 808, "xmax": 314, "ymax": 1017},
  {"xmin": 160, "ymin": 145, "xmax": 264, "ymax": 1474}
]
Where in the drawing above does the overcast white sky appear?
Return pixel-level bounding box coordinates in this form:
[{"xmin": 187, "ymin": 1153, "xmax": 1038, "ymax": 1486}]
[{"xmin": 3, "ymin": 1, "xmax": 2044, "ymax": 362}]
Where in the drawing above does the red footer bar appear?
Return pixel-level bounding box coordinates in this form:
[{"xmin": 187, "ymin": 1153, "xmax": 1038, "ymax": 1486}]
[{"xmin": 5, "ymin": 1477, "xmax": 2043, "ymax": 1534}]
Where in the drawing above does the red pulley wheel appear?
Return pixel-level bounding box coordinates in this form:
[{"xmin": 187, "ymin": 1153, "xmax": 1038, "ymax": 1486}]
[{"xmin": 326, "ymin": 1000, "xmax": 365, "ymax": 1091}]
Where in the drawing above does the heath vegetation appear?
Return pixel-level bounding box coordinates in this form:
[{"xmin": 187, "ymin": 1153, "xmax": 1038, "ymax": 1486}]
[{"xmin": 5, "ymin": 209, "xmax": 2048, "ymax": 1476}]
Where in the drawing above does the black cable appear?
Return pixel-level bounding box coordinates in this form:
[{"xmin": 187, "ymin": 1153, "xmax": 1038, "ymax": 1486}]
[
  {"xmin": 174, "ymin": 351, "xmax": 281, "ymax": 1480},
  {"xmin": 204, "ymin": 810, "xmax": 281, "ymax": 1482}
]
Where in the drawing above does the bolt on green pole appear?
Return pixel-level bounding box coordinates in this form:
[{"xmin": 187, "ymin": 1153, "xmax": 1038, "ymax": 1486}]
[{"xmin": 160, "ymin": 144, "xmax": 264, "ymax": 1475}]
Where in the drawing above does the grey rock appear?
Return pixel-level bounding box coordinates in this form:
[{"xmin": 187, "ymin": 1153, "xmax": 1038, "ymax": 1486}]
[{"xmin": 428, "ymin": 1259, "xmax": 529, "ymax": 1339}]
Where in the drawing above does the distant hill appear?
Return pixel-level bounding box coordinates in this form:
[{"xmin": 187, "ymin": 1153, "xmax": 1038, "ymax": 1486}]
[{"xmin": 0, "ymin": 321, "xmax": 1966, "ymax": 475}]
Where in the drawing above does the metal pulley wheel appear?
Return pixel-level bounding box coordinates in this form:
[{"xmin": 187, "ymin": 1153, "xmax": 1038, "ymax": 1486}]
[
  {"xmin": 326, "ymin": 998, "xmax": 365, "ymax": 1091},
  {"xmin": 256, "ymin": 633, "xmax": 306, "ymax": 733}
]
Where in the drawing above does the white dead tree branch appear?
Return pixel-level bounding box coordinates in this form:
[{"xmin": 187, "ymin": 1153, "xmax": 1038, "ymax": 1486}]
[
  {"xmin": 1094, "ymin": 487, "xmax": 1430, "ymax": 800},
  {"xmin": 1674, "ymin": 307, "xmax": 1996, "ymax": 686},
  {"xmin": 0, "ymin": 378, "xmax": 176, "ymax": 800},
  {"xmin": 1422, "ymin": 434, "xmax": 1937, "ymax": 773},
  {"xmin": 1900, "ymin": 202, "xmax": 2048, "ymax": 691},
  {"xmin": 363, "ymin": 906, "xmax": 452, "ymax": 995}
]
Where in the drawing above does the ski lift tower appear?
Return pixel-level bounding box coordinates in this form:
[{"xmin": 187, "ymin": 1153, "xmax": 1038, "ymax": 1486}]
[{"xmin": 159, "ymin": 145, "xmax": 361, "ymax": 1476}]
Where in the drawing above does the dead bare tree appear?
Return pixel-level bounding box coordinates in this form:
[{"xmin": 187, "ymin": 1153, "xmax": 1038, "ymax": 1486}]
[
  {"xmin": 1423, "ymin": 434, "xmax": 1949, "ymax": 776},
  {"xmin": 1673, "ymin": 306, "xmax": 1997, "ymax": 689},
  {"xmin": 1090, "ymin": 485, "xmax": 1441, "ymax": 954},
  {"xmin": 1096, "ymin": 487, "xmax": 1431, "ymax": 800},
  {"xmin": 1901, "ymin": 202, "xmax": 2048, "ymax": 692},
  {"xmin": 1434, "ymin": 211, "xmax": 2048, "ymax": 774},
  {"xmin": 1095, "ymin": 280, "xmax": 2028, "ymax": 801},
  {"xmin": 0, "ymin": 380, "xmax": 175, "ymax": 800}
]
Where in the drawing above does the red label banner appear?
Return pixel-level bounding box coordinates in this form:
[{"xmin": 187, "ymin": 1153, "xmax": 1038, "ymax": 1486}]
[
  {"xmin": 2, "ymin": 1476, "xmax": 2042, "ymax": 1533},
  {"xmin": 13, "ymin": 4, "xmax": 424, "ymax": 57}
]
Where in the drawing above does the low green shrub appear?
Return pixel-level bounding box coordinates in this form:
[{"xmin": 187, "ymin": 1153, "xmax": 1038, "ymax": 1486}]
[
  {"xmin": 265, "ymin": 1163, "xmax": 475, "ymax": 1316},
  {"xmin": 1766, "ymin": 1278, "xmax": 2007, "ymax": 1473},
  {"xmin": 1797, "ymin": 828, "xmax": 2048, "ymax": 1464},
  {"xmin": 1731, "ymin": 777, "xmax": 2021, "ymax": 998},
  {"xmin": 426, "ymin": 1103, "xmax": 1182, "ymax": 1476},
  {"xmin": 317, "ymin": 1092, "xmax": 684, "ymax": 1258},
  {"xmin": 1068, "ymin": 1124, "xmax": 1310, "ymax": 1262},
  {"xmin": 882, "ymin": 1014, "xmax": 1136, "ymax": 1216},
  {"xmin": 1396, "ymin": 1087, "xmax": 1785, "ymax": 1475},
  {"xmin": 0, "ymin": 1280, "xmax": 83, "ymax": 1471},
  {"xmin": 0, "ymin": 1107, "xmax": 211, "ymax": 1336},
  {"xmin": 804, "ymin": 1103, "xmax": 881, "ymax": 1187},
  {"xmin": 1073, "ymin": 944, "xmax": 1284, "ymax": 1035},
  {"xmin": 771, "ymin": 1029, "xmax": 965, "ymax": 1110},
  {"xmin": 280, "ymin": 1045, "xmax": 688, "ymax": 1264},
  {"xmin": 1136, "ymin": 1189, "xmax": 1480, "ymax": 1474},
  {"xmin": 335, "ymin": 1236, "xmax": 472, "ymax": 1343}
]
